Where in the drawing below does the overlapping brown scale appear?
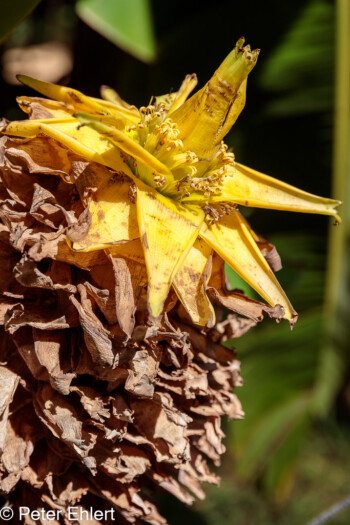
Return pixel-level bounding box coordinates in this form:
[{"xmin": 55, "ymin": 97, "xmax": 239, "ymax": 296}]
[{"xmin": 0, "ymin": 130, "xmax": 276, "ymax": 524}]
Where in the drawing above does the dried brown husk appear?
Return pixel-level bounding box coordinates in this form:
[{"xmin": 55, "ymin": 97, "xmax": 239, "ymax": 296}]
[{"xmin": 0, "ymin": 132, "xmax": 279, "ymax": 524}]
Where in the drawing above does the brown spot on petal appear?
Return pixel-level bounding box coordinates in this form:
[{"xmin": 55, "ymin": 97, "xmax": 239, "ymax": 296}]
[{"xmin": 142, "ymin": 232, "xmax": 149, "ymax": 250}]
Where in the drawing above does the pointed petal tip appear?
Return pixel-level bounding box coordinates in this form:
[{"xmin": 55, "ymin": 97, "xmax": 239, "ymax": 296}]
[
  {"xmin": 148, "ymin": 313, "xmax": 162, "ymax": 326},
  {"xmin": 147, "ymin": 297, "xmax": 164, "ymax": 319},
  {"xmin": 333, "ymin": 214, "xmax": 342, "ymax": 225},
  {"xmin": 288, "ymin": 309, "xmax": 299, "ymax": 329},
  {"xmin": 100, "ymin": 85, "xmax": 117, "ymax": 102},
  {"xmin": 16, "ymin": 74, "xmax": 44, "ymax": 90},
  {"xmin": 266, "ymin": 298, "xmax": 297, "ymax": 326},
  {"xmin": 206, "ymin": 315, "xmax": 216, "ymax": 329},
  {"xmin": 16, "ymin": 73, "xmax": 29, "ymax": 85}
]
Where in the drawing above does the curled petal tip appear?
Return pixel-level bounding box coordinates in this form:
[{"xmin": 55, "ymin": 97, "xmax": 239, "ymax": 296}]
[
  {"xmin": 16, "ymin": 74, "xmax": 27, "ymax": 84},
  {"xmin": 236, "ymin": 37, "xmax": 245, "ymax": 49}
]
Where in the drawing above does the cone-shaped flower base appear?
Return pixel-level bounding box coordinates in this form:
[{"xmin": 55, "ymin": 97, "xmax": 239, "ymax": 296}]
[{"xmin": 0, "ymin": 133, "xmax": 276, "ymax": 524}]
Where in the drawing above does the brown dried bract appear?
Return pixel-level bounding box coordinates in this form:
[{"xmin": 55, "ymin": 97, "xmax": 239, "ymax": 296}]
[{"xmin": 0, "ymin": 133, "xmax": 271, "ymax": 523}]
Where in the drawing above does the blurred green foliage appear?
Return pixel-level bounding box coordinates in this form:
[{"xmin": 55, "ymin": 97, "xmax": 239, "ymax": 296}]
[
  {"xmin": 226, "ymin": 238, "xmax": 326, "ymax": 497},
  {"xmin": 0, "ymin": 0, "xmax": 40, "ymax": 42},
  {"xmin": 259, "ymin": 0, "xmax": 334, "ymax": 115},
  {"xmin": 76, "ymin": 0, "xmax": 156, "ymax": 62}
]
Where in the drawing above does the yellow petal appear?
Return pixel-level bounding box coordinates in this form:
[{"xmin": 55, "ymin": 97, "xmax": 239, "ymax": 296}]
[
  {"xmin": 100, "ymin": 85, "xmax": 134, "ymax": 109},
  {"xmin": 17, "ymin": 75, "xmax": 107, "ymax": 114},
  {"xmin": 136, "ymin": 183, "xmax": 204, "ymax": 317},
  {"xmin": 214, "ymin": 163, "xmax": 341, "ymax": 222},
  {"xmin": 76, "ymin": 113, "xmax": 174, "ymax": 188},
  {"xmin": 200, "ymin": 210, "xmax": 297, "ymax": 322},
  {"xmin": 75, "ymin": 112, "xmax": 135, "ymax": 130},
  {"xmin": 55, "ymin": 239, "xmax": 109, "ymax": 269},
  {"xmin": 170, "ymin": 40, "xmax": 259, "ymax": 161},
  {"xmin": 153, "ymin": 92, "xmax": 177, "ymax": 112},
  {"xmin": 1, "ymin": 119, "xmax": 134, "ymax": 178},
  {"xmin": 208, "ymin": 253, "xmax": 285, "ymax": 322},
  {"xmin": 219, "ymin": 78, "xmax": 247, "ymax": 141},
  {"xmin": 17, "ymin": 75, "xmax": 140, "ymax": 122},
  {"xmin": 73, "ymin": 173, "xmax": 139, "ymax": 252},
  {"xmin": 173, "ymin": 238, "xmax": 215, "ymax": 327},
  {"xmin": 107, "ymin": 238, "xmax": 145, "ymax": 264},
  {"xmin": 90, "ymin": 99, "xmax": 140, "ymax": 122},
  {"xmin": 17, "ymin": 96, "xmax": 75, "ymax": 118},
  {"xmin": 167, "ymin": 74, "xmax": 198, "ymax": 115},
  {"xmin": 235, "ymin": 210, "xmax": 282, "ymax": 271},
  {"xmin": 90, "ymin": 95, "xmax": 140, "ymax": 121}
]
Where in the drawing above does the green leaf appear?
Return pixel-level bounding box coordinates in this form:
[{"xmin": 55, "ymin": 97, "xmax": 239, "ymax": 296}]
[
  {"xmin": 228, "ymin": 311, "xmax": 324, "ymax": 493},
  {"xmin": 225, "ymin": 263, "xmax": 259, "ymax": 300},
  {"xmin": 76, "ymin": 0, "xmax": 156, "ymax": 63},
  {"xmin": 235, "ymin": 393, "xmax": 311, "ymax": 478},
  {"xmin": 263, "ymin": 414, "xmax": 310, "ymax": 497},
  {"xmin": 259, "ymin": 0, "xmax": 335, "ymax": 116},
  {"xmin": 0, "ymin": 0, "xmax": 40, "ymax": 43}
]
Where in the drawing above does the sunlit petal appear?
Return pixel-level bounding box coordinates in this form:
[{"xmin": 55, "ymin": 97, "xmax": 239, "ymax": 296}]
[
  {"xmin": 214, "ymin": 162, "xmax": 341, "ymax": 222},
  {"xmin": 200, "ymin": 210, "xmax": 297, "ymax": 323},
  {"xmin": 173, "ymin": 238, "xmax": 215, "ymax": 327},
  {"xmin": 73, "ymin": 174, "xmax": 139, "ymax": 252},
  {"xmin": 2, "ymin": 119, "xmax": 134, "ymax": 177},
  {"xmin": 137, "ymin": 183, "xmax": 204, "ymax": 317}
]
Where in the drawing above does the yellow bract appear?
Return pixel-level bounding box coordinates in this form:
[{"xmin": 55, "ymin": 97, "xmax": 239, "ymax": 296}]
[
  {"xmin": 170, "ymin": 42, "xmax": 259, "ymax": 163},
  {"xmin": 76, "ymin": 113, "xmax": 174, "ymax": 189},
  {"xmin": 1, "ymin": 39, "xmax": 341, "ymax": 326},
  {"xmin": 136, "ymin": 182, "xmax": 204, "ymax": 317},
  {"xmin": 200, "ymin": 212, "xmax": 296, "ymax": 322},
  {"xmin": 206, "ymin": 162, "xmax": 341, "ymax": 221},
  {"xmin": 173, "ymin": 238, "xmax": 215, "ymax": 327},
  {"xmin": 73, "ymin": 175, "xmax": 139, "ymax": 252},
  {"xmin": 3, "ymin": 118, "xmax": 133, "ymax": 177}
]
